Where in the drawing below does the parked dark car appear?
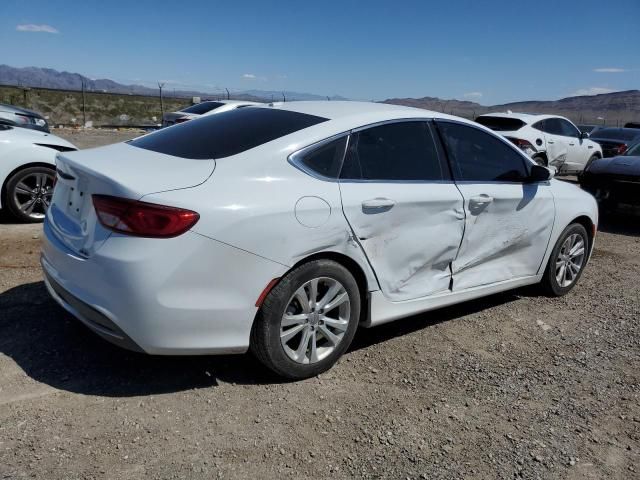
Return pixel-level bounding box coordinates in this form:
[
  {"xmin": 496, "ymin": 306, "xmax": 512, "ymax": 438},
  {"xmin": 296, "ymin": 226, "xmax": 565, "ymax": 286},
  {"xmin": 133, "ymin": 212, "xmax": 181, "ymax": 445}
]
[
  {"xmin": 588, "ymin": 127, "xmax": 640, "ymax": 157},
  {"xmin": 0, "ymin": 103, "xmax": 49, "ymax": 133},
  {"xmin": 580, "ymin": 141, "xmax": 640, "ymax": 207},
  {"xmin": 577, "ymin": 124, "xmax": 601, "ymax": 134},
  {"xmin": 624, "ymin": 122, "xmax": 640, "ymax": 129}
]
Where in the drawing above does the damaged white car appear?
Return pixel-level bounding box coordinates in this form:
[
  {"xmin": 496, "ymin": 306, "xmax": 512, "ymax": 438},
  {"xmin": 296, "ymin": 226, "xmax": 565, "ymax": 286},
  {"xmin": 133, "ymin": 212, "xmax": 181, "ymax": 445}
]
[
  {"xmin": 41, "ymin": 102, "xmax": 597, "ymax": 379},
  {"xmin": 475, "ymin": 112, "xmax": 602, "ymax": 174}
]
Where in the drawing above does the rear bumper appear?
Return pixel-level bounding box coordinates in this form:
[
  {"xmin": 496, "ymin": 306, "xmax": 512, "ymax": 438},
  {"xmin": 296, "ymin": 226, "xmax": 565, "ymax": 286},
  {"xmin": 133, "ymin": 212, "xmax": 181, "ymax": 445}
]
[{"xmin": 41, "ymin": 220, "xmax": 287, "ymax": 355}]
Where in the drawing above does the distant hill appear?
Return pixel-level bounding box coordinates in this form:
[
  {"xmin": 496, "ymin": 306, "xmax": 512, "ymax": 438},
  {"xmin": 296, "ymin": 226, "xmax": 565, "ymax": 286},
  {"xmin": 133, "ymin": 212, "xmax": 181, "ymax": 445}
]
[
  {"xmin": 384, "ymin": 90, "xmax": 640, "ymax": 124},
  {"xmin": 0, "ymin": 65, "xmax": 342, "ymax": 102}
]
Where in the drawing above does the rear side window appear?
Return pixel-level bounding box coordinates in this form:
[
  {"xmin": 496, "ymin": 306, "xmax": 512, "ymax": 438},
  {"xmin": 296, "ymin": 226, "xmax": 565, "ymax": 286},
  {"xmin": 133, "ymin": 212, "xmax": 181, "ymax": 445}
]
[
  {"xmin": 129, "ymin": 107, "xmax": 328, "ymax": 159},
  {"xmin": 294, "ymin": 137, "xmax": 348, "ymax": 179},
  {"xmin": 181, "ymin": 102, "xmax": 224, "ymax": 114},
  {"xmin": 340, "ymin": 122, "xmax": 443, "ymax": 181},
  {"xmin": 475, "ymin": 116, "xmax": 526, "ymax": 132},
  {"xmin": 437, "ymin": 121, "xmax": 529, "ymax": 182}
]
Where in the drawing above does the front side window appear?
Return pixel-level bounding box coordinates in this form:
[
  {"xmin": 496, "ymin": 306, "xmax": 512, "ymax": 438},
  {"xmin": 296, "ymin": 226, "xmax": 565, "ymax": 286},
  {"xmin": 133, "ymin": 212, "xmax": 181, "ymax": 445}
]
[
  {"xmin": 437, "ymin": 121, "xmax": 529, "ymax": 182},
  {"xmin": 181, "ymin": 102, "xmax": 224, "ymax": 115},
  {"xmin": 340, "ymin": 121, "xmax": 443, "ymax": 181},
  {"xmin": 558, "ymin": 119, "xmax": 580, "ymax": 138}
]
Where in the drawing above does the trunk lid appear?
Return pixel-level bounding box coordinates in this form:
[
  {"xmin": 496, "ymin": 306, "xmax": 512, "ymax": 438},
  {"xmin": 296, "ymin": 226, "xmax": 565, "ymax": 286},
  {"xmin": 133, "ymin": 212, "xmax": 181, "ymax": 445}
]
[{"xmin": 47, "ymin": 142, "xmax": 214, "ymax": 256}]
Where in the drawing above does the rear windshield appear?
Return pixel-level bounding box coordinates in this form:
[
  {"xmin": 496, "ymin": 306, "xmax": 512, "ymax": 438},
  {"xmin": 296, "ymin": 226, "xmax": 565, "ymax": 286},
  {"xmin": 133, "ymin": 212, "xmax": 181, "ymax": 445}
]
[
  {"xmin": 475, "ymin": 116, "xmax": 526, "ymax": 132},
  {"xmin": 129, "ymin": 107, "xmax": 328, "ymax": 159},
  {"xmin": 181, "ymin": 102, "xmax": 225, "ymax": 114},
  {"xmin": 592, "ymin": 128, "xmax": 640, "ymax": 141}
]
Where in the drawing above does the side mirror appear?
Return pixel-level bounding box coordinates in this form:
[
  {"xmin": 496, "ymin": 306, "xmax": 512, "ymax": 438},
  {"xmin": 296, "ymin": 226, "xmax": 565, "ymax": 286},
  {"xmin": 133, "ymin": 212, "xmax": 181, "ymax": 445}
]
[
  {"xmin": 529, "ymin": 164, "xmax": 553, "ymax": 182},
  {"xmin": 580, "ymin": 131, "xmax": 590, "ymax": 139}
]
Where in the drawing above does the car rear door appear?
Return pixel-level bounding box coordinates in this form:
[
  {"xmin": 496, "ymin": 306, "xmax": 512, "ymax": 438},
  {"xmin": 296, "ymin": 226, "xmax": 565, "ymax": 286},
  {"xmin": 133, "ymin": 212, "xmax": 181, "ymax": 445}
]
[
  {"xmin": 435, "ymin": 120, "xmax": 555, "ymax": 291},
  {"xmin": 339, "ymin": 120, "xmax": 465, "ymax": 302}
]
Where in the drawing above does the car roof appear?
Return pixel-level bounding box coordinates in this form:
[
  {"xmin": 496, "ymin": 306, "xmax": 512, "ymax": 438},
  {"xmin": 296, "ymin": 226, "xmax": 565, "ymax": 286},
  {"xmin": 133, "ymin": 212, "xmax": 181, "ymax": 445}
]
[
  {"xmin": 477, "ymin": 112, "xmax": 564, "ymax": 124},
  {"xmin": 259, "ymin": 101, "xmax": 463, "ymax": 127}
]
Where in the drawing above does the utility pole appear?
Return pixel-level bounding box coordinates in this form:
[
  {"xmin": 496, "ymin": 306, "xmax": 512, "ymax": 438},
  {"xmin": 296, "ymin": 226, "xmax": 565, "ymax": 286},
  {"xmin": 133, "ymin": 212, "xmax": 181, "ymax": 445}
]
[
  {"xmin": 158, "ymin": 82, "xmax": 165, "ymax": 118},
  {"xmin": 282, "ymin": 92, "xmax": 286, "ymax": 102},
  {"xmin": 225, "ymin": 88, "xmax": 230, "ymax": 100},
  {"xmin": 81, "ymin": 80, "xmax": 87, "ymax": 128}
]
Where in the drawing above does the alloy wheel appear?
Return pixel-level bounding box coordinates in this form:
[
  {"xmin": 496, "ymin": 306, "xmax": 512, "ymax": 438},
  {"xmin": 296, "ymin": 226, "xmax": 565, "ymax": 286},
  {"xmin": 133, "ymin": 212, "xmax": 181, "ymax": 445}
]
[
  {"xmin": 280, "ymin": 277, "xmax": 351, "ymax": 364},
  {"xmin": 11, "ymin": 171, "xmax": 54, "ymax": 220},
  {"xmin": 555, "ymin": 233, "xmax": 585, "ymax": 288}
]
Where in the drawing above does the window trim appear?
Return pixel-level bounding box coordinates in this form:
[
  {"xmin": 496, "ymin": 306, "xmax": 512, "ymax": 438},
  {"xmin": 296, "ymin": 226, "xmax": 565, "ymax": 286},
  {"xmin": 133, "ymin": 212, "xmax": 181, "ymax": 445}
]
[{"xmin": 434, "ymin": 118, "xmax": 536, "ymax": 184}]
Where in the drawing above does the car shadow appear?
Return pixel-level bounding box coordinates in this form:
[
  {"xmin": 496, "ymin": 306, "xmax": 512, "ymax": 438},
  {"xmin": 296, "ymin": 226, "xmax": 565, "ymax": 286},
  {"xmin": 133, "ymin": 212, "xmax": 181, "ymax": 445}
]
[{"xmin": 1, "ymin": 281, "xmax": 523, "ymax": 396}]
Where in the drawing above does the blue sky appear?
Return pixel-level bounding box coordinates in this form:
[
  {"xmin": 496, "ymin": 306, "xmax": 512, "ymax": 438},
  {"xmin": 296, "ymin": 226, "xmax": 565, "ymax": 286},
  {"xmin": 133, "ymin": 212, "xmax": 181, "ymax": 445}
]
[{"xmin": 1, "ymin": 0, "xmax": 638, "ymax": 104}]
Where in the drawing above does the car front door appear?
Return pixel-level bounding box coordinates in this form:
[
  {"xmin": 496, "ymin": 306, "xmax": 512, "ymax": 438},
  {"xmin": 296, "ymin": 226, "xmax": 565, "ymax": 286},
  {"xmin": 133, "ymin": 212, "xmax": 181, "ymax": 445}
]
[
  {"xmin": 339, "ymin": 120, "xmax": 465, "ymax": 302},
  {"xmin": 557, "ymin": 118, "xmax": 590, "ymax": 172},
  {"xmin": 435, "ymin": 120, "xmax": 555, "ymax": 291}
]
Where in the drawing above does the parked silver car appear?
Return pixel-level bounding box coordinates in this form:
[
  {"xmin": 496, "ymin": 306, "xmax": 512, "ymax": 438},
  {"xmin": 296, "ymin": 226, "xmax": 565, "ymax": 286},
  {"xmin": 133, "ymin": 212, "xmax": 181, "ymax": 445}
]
[{"xmin": 0, "ymin": 103, "xmax": 49, "ymax": 133}]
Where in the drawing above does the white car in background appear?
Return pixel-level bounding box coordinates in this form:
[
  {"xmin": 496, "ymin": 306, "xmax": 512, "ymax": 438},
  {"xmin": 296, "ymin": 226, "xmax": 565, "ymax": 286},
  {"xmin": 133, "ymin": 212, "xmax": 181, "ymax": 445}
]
[
  {"xmin": 475, "ymin": 112, "xmax": 602, "ymax": 174},
  {"xmin": 0, "ymin": 125, "xmax": 76, "ymax": 222},
  {"xmin": 42, "ymin": 102, "xmax": 597, "ymax": 379},
  {"xmin": 162, "ymin": 100, "xmax": 261, "ymax": 127}
]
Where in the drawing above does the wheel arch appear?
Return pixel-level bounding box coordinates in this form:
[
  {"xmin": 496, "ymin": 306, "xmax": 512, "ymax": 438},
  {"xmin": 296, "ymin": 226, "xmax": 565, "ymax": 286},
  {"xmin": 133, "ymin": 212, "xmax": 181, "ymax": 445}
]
[{"xmin": 571, "ymin": 215, "xmax": 596, "ymax": 255}]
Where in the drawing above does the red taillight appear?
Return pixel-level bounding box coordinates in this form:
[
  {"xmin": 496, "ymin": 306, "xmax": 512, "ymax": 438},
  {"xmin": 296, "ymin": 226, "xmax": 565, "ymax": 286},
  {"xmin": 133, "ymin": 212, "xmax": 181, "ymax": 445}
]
[
  {"xmin": 616, "ymin": 144, "xmax": 628, "ymax": 155},
  {"xmin": 92, "ymin": 195, "xmax": 199, "ymax": 238},
  {"xmin": 175, "ymin": 117, "xmax": 191, "ymax": 124},
  {"xmin": 507, "ymin": 137, "xmax": 535, "ymax": 150}
]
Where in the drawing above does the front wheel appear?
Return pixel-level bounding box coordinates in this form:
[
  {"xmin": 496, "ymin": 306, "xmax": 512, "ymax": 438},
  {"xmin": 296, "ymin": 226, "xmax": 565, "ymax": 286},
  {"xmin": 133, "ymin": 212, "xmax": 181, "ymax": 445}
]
[
  {"xmin": 251, "ymin": 259, "xmax": 361, "ymax": 380},
  {"xmin": 540, "ymin": 223, "xmax": 589, "ymax": 296},
  {"xmin": 2, "ymin": 166, "xmax": 55, "ymax": 223}
]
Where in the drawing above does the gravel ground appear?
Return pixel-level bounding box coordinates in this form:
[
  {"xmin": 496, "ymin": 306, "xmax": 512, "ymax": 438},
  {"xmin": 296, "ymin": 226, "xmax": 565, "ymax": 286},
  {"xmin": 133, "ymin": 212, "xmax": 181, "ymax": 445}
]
[{"xmin": 0, "ymin": 130, "xmax": 639, "ymax": 479}]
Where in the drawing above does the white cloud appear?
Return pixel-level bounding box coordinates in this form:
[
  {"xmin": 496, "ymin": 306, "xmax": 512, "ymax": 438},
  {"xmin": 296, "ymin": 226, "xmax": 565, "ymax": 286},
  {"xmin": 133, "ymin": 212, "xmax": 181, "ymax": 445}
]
[
  {"xmin": 593, "ymin": 67, "xmax": 626, "ymax": 73},
  {"xmin": 242, "ymin": 73, "xmax": 256, "ymax": 79},
  {"xmin": 571, "ymin": 87, "xmax": 618, "ymax": 96},
  {"xmin": 463, "ymin": 91, "xmax": 483, "ymax": 99},
  {"xmin": 16, "ymin": 24, "xmax": 59, "ymax": 33}
]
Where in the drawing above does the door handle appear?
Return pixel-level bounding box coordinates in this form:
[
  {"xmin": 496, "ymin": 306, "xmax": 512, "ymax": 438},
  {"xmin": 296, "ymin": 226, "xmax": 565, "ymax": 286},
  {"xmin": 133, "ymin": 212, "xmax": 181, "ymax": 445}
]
[
  {"xmin": 569, "ymin": 143, "xmax": 575, "ymax": 146},
  {"xmin": 548, "ymin": 140, "xmax": 555, "ymax": 144},
  {"xmin": 361, "ymin": 198, "xmax": 395, "ymax": 212},
  {"xmin": 469, "ymin": 194, "xmax": 494, "ymax": 205}
]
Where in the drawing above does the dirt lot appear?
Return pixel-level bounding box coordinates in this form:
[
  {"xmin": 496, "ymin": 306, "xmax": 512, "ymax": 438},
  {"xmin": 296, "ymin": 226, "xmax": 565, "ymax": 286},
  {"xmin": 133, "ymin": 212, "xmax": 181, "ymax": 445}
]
[{"xmin": 1, "ymin": 130, "xmax": 639, "ymax": 479}]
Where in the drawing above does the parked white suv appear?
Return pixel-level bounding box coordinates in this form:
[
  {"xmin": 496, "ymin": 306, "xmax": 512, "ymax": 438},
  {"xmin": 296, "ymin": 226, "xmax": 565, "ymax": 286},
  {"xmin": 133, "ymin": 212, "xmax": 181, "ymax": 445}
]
[{"xmin": 475, "ymin": 113, "xmax": 602, "ymax": 174}]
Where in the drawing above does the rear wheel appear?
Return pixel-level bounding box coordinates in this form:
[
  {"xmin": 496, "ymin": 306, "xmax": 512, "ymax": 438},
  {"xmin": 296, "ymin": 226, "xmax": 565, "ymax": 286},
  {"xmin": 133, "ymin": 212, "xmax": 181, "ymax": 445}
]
[
  {"xmin": 533, "ymin": 154, "xmax": 547, "ymax": 167},
  {"xmin": 541, "ymin": 223, "xmax": 589, "ymax": 296},
  {"xmin": 2, "ymin": 166, "xmax": 55, "ymax": 223},
  {"xmin": 251, "ymin": 259, "xmax": 360, "ymax": 380}
]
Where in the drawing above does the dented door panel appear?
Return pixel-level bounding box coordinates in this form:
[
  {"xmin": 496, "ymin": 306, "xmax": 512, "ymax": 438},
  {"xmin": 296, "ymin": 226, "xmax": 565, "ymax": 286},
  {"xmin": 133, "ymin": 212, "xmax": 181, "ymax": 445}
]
[
  {"xmin": 452, "ymin": 182, "xmax": 555, "ymax": 291},
  {"xmin": 340, "ymin": 183, "xmax": 465, "ymax": 301}
]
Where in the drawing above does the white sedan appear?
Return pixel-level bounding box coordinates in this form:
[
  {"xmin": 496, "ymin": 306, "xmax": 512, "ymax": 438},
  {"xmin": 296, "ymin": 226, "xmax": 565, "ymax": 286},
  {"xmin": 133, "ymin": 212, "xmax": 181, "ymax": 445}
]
[
  {"xmin": 0, "ymin": 125, "xmax": 76, "ymax": 222},
  {"xmin": 41, "ymin": 102, "xmax": 597, "ymax": 379},
  {"xmin": 161, "ymin": 100, "xmax": 261, "ymax": 127}
]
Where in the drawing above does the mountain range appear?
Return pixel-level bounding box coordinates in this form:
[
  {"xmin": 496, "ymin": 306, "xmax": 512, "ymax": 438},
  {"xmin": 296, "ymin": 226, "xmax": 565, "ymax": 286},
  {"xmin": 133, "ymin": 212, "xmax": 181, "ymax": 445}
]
[
  {"xmin": 1, "ymin": 64, "xmax": 638, "ymax": 123},
  {"xmin": 0, "ymin": 65, "xmax": 345, "ymax": 102}
]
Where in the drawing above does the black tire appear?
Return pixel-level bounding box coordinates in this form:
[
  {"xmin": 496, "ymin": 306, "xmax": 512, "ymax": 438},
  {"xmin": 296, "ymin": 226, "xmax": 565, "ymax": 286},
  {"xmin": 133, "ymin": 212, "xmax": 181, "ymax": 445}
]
[
  {"xmin": 533, "ymin": 155, "xmax": 547, "ymax": 167},
  {"xmin": 540, "ymin": 223, "xmax": 589, "ymax": 296},
  {"xmin": 251, "ymin": 259, "xmax": 361, "ymax": 380},
  {"xmin": 2, "ymin": 166, "xmax": 55, "ymax": 223}
]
